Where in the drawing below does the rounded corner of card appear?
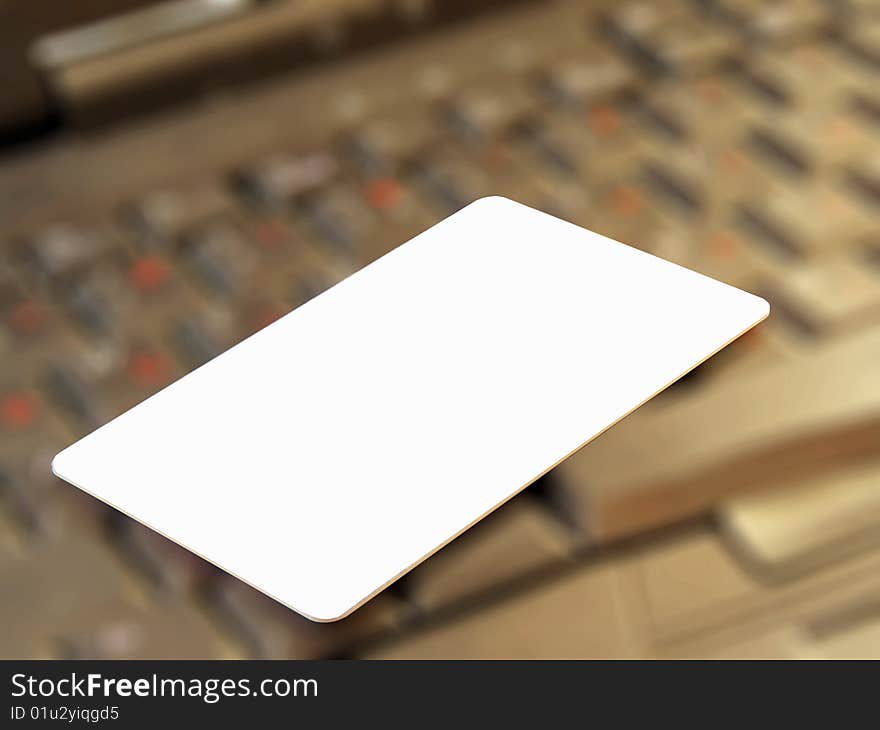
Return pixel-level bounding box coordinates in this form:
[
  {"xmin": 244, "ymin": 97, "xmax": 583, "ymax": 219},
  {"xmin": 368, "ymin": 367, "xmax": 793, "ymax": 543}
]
[
  {"xmin": 287, "ymin": 594, "xmax": 364, "ymax": 624},
  {"xmin": 50, "ymin": 448, "xmax": 72, "ymax": 481},
  {"xmin": 752, "ymin": 295, "xmax": 771, "ymax": 322}
]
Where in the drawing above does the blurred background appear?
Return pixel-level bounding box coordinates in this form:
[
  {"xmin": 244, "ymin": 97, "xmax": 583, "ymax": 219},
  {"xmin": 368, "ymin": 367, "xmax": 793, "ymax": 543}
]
[{"xmin": 1, "ymin": 0, "xmax": 879, "ymax": 659}]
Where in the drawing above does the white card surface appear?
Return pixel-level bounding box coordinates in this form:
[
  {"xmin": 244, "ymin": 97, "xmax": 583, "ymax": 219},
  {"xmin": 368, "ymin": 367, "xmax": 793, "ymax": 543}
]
[{"xmin": 52, "ymin": 197, "xmax": 769, "ymax": 621}]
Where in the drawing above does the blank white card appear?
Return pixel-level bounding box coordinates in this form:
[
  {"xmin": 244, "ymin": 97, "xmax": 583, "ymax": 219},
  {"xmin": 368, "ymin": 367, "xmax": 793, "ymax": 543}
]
[{"xmin": 52, "ymin": 197, "xmax": 769, "ymax": 621}]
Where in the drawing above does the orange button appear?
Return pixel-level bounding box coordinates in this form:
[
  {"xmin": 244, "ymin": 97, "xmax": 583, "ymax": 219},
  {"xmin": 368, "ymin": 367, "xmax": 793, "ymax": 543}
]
[
  {"xmin": 709, "ymin": 232, "xmax": 739, "ymax": 260},
  {"xmin": 365, "ymin": 178, "xmax": 403, "ymax": 211},
  {"xmin": 1, "ymin": 391, "xmax": 40, "ymax": 429},
  {"xmin": 739, "ymin": 326, "xmax": 763, "ymax": 351},
  {"xmin": 698, "ymin": 79, "xmax": 723, "ymax": 102},
  {"xmin": 128, "ymin": 256, "xmax": 171, "ymax": 292},
  {"xmin": 254, "ymin": 220, "xmax": 291, "ymax": 251},
  {"xmin": 126, "ymin": 349, "xmax": 171, "ymax": 387},
  {"xmin": 7, "ymin": 299, "xmax": 46, "ymax": 336},
  {"xmin": 588, "ymin": 105, "xmax": 621, "ymax": 137},
  {"xmin": 610, "ymin": 184, "xmax": 643, "ymax": 217},
  {"xmin": 248, "ymin": 302, "xmax": 283, "ymax": 333},
  {"xmin": 721, "ymin": 148, "xmax": 748, "ymax": 175}
]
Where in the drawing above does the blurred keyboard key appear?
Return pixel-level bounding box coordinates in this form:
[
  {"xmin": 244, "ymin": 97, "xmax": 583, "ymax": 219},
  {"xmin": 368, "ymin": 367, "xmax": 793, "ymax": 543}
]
[
  {"xmin": 629, "ymin": 527, "xmax": 880, "ymax": 652},
  {"xmin": 344, "ymin": 114, "xmax": 436, "ymax": 174},
  {"xmin": 604, "ymin": 1, "xmax": 738, "ymax": 76},
  {"xmin": 623, "ymin": 529, "xmax": 758, "ymax": 634},
  {"xmin": 851, "ymin": 89, "xmax": 880, "ymax": 128},
  {"xmin": 734, "ymin": 53, "xmax": 795, "ymax": 105},
  {"xmin": 126, "ymin": 183, "xmax": 235, "ymax": 244},
  {"xmin": 846, "ymin": 154, "xmax": 880, "ymax": 207},
  {"xmin": 841, "ymin": 20, "xmax": 880, "ymax": 68},
  {"xmin": 247, "ymin": 216, "xmax": 299, "ymax": 253},
  {"xmin": 363, "ymin": 177, "xmax": 404, "ymax": 212},
  {"xmin": 298, "ymin": 185, "xmax": 372, "ymax": 259},
  {"xmin": 125, "ymin": 347, "xmax": 174, "ymax": 389},
  {"xmin": 108, "ymin": 516, "xmax": 217, "ymax": 594},
  {"xmin": 702, "ymin": 0, "xmax": 831, "ymax": 44},
  {"xmin": 540, "ymin": 49, "xmax": 635, "ymax": 107},
  {"xmin": 235, "ymin": 152, "xmax": 338, "ymax": 206},
  {"xmin": 371, "ymin": 560, "xmax": 640, "ymax": 658},
  {"xmin": 552, "ymin": 329, "xmax": 880, "ymax": 540},
  {"xmin": 445, "ymin": 84, "xmax": 537, "ymax": 144},
  {"xmin": 809, "ymin": 598, "xmax": 880, "ymax": 658},
  {"xmin": 1, "ymin": 390, "xmax": 41, "ymax": 431},
  {"xmin": 27, "ymin": 225, "xmax": 105, "ymax": 281},
  {"xmin": 5, "ymin": 297, "xmax": 49, "ymax": 338},
  {"xmin": 404, "ymin": 500, "xmax": 573, "ymax": 613},
  {"xmin": 51, "ymin": 596, "xmax": 227, "ymax": 659},
  {"xmin": 630, "ymin": 94, "xmax": 689, "ymax": 142},
  {"xmin": 748, "ymin": 124, "xmax": 812, "ymax": 175},
  {"xmin": 510, "ymin": 118, "xmax": 580, "ymax": 178},
  {"xmin": 642, "ymin": 158, "xmax": 705, "ymax": 213},
  {"xmin": 64, "ymin": 263, "xmax": 133, "ymax": 339},
  {"xmin": 0, "ymin": 532, "xmax": 133, "ymax": 657},
  {"xmin": 183, "ymin": 220, "xmax": 257, "ymax": 297},
  {"xmin": 761, "ymin": 255, "xmax": 880, "ymax": 337},
  {"xmin": 171, "ymin": 317, "xmax": 221, "ymax": 368},
  {"xmin": 44, "ymin": 364, "xmax": 100, "ymax": 430},
  {"xmin": 408, "ymin": 160, "xmax": 473, "ymax": 213},
  {"xmin": 514, "ymin": 113, "xmax": 639, "ymax": 201},
  {"xmin": 832, "ymin": 0, "xmax": 880, "ymax": 18},
  {"xmin": 0, "ymin": 466, "xmax": 40, "ymax": 536},
  {"xmin": 719, "ymin": 458, "xmax": 880, "ymax": 577},
  {"xmin": 127, "ymin": 254, "xmax": 172, "ymax": 293},
  {"xmin": 738, "ymin": 181, "xmax": 876, "ymax": 260},
  {"xmin": 667, "ymin": 625, "xmax": 810, "ymax": 658},
  {"xmin": 66, "ymin": 284, "xmax": 113, "ymax": 338}
]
